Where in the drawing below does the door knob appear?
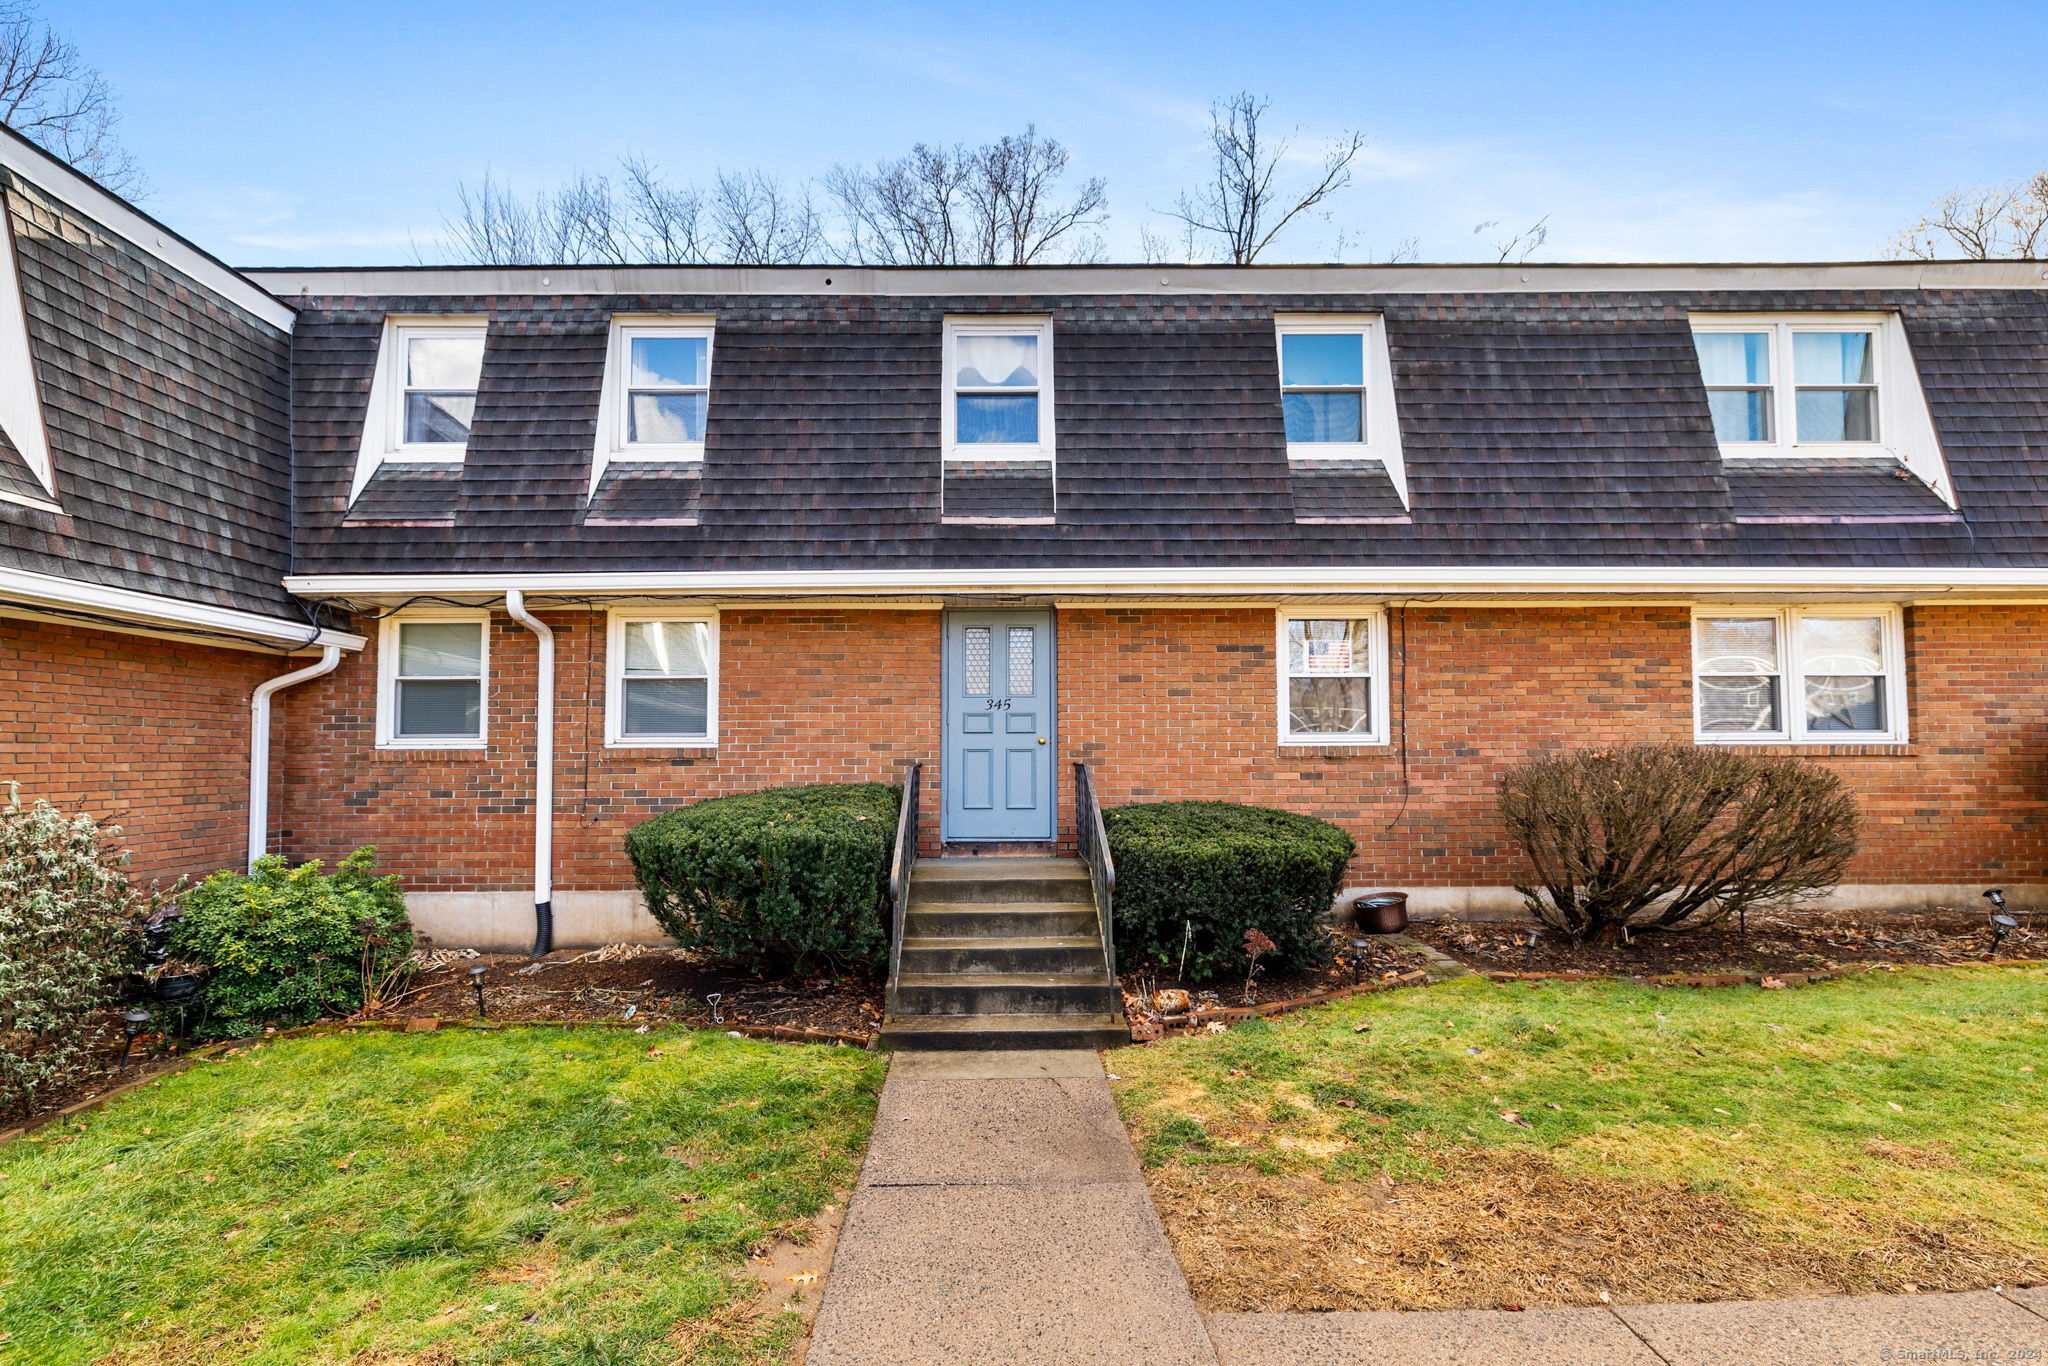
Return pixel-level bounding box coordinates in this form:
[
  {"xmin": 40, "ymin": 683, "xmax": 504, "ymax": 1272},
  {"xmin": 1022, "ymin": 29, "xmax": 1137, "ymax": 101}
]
[{"xmin": 1037, "ymin": 737, "xmax": 1047, "ymax": 745}]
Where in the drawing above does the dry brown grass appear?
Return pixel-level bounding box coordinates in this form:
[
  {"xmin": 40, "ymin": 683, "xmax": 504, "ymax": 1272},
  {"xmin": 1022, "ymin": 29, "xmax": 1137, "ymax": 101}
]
[{"xmin": 1149, "ymin": 1149, "xmax": 2043, "ymax": 1312}]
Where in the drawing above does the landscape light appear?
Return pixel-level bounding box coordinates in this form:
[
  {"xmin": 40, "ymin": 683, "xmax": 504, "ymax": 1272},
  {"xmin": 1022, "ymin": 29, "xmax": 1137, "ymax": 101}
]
[
  {"xmin": 119, "ymin": 1007, "xmax": 151, "ymax": 1069},
  {"xmin": 468, "ymin": 965, "xmax": 489, "ymax": 1019},
  {"xmin": 1343, "ymin": 933, "xmax": 1373, "ymax": 985},
  {"xmin": 1983, "ymin": 888, "xmax": 2008, "ymax": 913},
  {"xmin": 1523, "ymin": 927, "xmax": 1543, "ymax": 972},
  {"xmin": 1990, "ymin": 914, "xmax": 2019, "ymax": 957}
]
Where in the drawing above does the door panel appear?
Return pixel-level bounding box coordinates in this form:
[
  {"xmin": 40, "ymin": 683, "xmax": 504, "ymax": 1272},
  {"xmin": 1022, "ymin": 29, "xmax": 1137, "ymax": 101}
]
[{"xmin": 943, "ymin": 610, "xmax": 1055, "ymax": 840}]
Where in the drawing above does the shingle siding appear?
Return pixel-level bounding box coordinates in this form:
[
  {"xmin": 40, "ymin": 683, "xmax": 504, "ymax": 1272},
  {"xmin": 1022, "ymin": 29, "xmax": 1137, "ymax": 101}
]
[
  {"xmin": 0, "ymin": 173, "xmax": 296, "ymax": 615},
  {"xmin": 289, "ymin": 286, "xmax": 2048, "ymax": 575}
]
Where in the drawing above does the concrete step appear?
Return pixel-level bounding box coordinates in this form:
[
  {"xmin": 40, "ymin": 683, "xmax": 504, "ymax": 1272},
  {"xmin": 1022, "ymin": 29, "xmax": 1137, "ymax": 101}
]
[
  {"xmin": 895, "ymin": 972, "xmax": 1121, "ymax": 1017},
  {"xmin": 899, "ymin": 935, "xmax": 1105, "ymax": 975},
  {"xmin": 910, "ymin": 857, "xmax": 1093, "ymax": 904},
  {"xmin": 904, "ymin": 903, "xmax": 1101, "ymax": 939},
  {"xmin": 878, "ymin": 1012, "xmax": 1129, "ymax": 1052}
]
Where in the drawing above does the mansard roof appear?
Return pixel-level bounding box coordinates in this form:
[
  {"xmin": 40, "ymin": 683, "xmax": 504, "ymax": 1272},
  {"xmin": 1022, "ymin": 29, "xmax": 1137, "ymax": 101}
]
[{"xmin": 261, "ymin": 268, "xmax": 2048, "ymax": 580}]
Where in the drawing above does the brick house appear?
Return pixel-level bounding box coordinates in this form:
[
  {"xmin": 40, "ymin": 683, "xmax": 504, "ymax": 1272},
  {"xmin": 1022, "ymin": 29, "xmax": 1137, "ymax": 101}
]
[{"xmin": 7, "ymin": 128, "xmax": 2048, "ymax": 954}]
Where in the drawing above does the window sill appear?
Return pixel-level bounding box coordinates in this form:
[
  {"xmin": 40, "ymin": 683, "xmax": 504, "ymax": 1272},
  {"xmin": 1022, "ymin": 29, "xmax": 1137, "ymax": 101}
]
[
  {"xmin": 1695, "ymin": 740, "xmax": 1913, "ymax": 757},
  {"xmin": 371, "ymin": 745, "xmax": 491, "ymax": 761},
  {"xmin": 1278, "ymin": 739, "xmax": 1390, "ymax": 754},
  {"xmin": 603, "ymin": 741, "xmax": 717, "ymax": 752}
]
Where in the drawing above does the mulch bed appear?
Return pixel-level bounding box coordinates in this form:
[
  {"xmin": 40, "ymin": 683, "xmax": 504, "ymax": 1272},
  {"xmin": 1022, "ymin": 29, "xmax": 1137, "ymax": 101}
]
[
  {"xmin": 392, "ymin": 947, "xmax": 885, "ymax": 1037},
  {"xmin": 1119, "ymin": 930, "xmax": 1436, "ymax": 1014},
  {"xmin": 1411, "ymin": 906, "xmax": 2044, "ymax": 977}
]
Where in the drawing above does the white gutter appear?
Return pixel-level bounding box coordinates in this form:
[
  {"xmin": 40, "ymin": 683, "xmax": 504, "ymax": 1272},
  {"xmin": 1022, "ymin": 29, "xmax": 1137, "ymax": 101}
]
[
  {"xmin": 2, "ymin": 563, "xmax": 365, "ymax": 651},
  {"xmin": 247, "ymin": 647, "xmax": 342, "ymax": 870},
  {"xmin": 504, "ymin": 590, "xmax": 555, "ymax": 957},
  {"xmin": 286, "ymin": 564, "xmax": 2048, "ymax": 600}
]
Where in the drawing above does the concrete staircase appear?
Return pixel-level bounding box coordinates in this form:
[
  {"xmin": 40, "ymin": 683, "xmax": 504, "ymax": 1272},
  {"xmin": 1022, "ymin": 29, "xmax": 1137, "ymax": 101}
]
[{"xmin": 880, "ymin": 857, "xmax": 1126, "ymax": 1051}]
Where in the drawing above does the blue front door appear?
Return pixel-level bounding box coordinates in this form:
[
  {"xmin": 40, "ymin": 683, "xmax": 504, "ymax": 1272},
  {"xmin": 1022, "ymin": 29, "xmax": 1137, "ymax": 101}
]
[{"xmin": 942, "ymin": 610, "xmax": 1055, "ymax": 841}]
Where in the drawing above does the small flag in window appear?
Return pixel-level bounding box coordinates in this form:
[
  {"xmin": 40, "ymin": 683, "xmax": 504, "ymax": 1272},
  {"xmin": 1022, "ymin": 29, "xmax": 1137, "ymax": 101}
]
[{"xmin": 1304, "ymin": 640, "xmax": 1353, "ymax": 674}]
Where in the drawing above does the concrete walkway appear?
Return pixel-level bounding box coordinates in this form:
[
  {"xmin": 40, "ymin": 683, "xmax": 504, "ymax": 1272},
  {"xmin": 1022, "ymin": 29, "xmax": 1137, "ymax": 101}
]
[
  {"xmin": 806, "ymin": 1049, "xmax": 2048, "ymax": 1365},
  {"xmin": 805, "ymin": 1049, "xmax": 1213, "ymax": 1365}
]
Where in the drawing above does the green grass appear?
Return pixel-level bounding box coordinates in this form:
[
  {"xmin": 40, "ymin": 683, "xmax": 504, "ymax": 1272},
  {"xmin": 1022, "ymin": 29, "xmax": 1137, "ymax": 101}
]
[
  {"xmin": 0, "ymin": 1026, "xmax": 885, "ymax": 1366},
  {"xmin": 1114, "ymin": 966, "xmax": 2048, "ymax": 1255}
]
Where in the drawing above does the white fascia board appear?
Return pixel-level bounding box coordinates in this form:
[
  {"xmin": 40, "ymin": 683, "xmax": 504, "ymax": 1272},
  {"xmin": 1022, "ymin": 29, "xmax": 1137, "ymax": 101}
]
[
  {"xmin": 0, "ymin": 127, "xmax": 294, "ymax": 332},
  {"xmin": 243, "ymin": 259, "xmax": 2048, "ymax": 301},
  {"xmin": 283, "ymin": 564, "xmax": 2048, "ymax": 602},
  {"xmin": 0, "ymin": 563, "xmax": 364, "ymax": 650}
]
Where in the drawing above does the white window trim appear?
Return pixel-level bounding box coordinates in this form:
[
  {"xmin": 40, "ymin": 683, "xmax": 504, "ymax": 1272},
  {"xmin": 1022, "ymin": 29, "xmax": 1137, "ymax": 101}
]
[
  {"xmin": 605, "ymin": 609, "xmax": 719, "ymax": 748},
  {"xmin": 1689, "ymin": 312, "xmax": 1955, "ymax": 507},
  {"xmin": 349, "ymin": 316, "xmax": 488, "ymax": 503},
  {"xmin": 1691, "ymin": 604, "xmax": 1908, "ymax": 745},
  {"xmin": 1275, "ymin": 607, "xmax": 1392, "ymax": 746},
  {"xmin": 589, "ymin": 316, "xmax": 716, "ymax": 498},
  {"xmin": 1274, "ymin": 314, "xmax": 1409, "ymax": 507},
  {"xmin": 376, "ymin": 608, "xmax": 490, "ymax": 750},
  {"xmin": 942, "ymin": 316, "xmax": 1054, "ymax": 463},
  {"xmin": 0, "ymin": 215, "xmax": 56, "ymax": 508}
]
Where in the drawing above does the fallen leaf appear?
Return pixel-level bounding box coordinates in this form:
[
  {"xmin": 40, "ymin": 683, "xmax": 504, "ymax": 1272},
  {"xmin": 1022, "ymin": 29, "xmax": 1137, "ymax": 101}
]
[
  {"xmin": 1498, "ymin": 1110, "xmax": 1530, "ymax": 1127},
  {"xmin": 335, "ymin": 1151, "xmax": 357, "ymax": 1170},
  {"xmin": 1760, "ymin": 977, "xmax": 1786, "ymax": 990},
  {"xmin": 1887, "ymin": 1102, "xmax": 1904, "ymax": 1113},
  {"xmin": 786, "ymin": 1271, "xmax": 818, "ymax": 1285},
  {"xmin": 1714, "ymin": 1107, "xmax": 1732, "ymax": 1115}
]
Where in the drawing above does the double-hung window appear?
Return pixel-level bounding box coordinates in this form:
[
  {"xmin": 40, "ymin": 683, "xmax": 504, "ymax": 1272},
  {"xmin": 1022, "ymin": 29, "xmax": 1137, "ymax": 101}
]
[
  {"xmin": 379, "ymin": 613, "xmax": 488, "ymax": 748},
  {"xmin": 1691, "ymin": 317, "xmax": 1883, "ymax": 449},
  {"xmin": 390, "ymin": 323, "xmax": 486, "ymax": 455},
  {"xmin": 1278, "ymin": 611, "xmax": 1389, "ymax": 745},
  {"xmin": 599, "ymin": 321, "xmax": 714, "ymax": 459},
  {"xmin": 607, "ymin": 613, "xmax": 717, "ymax": 746},
  {"xmin": 943, "ymin": 318, "xmax": 1052, "ymax": 458},
  {"xmin": 1692, "ymin": 607, "xmax": 1905, "ymax": 743}
]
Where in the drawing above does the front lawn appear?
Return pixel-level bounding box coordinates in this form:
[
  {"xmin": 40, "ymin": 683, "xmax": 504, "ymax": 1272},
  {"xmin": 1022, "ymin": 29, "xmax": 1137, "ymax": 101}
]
[
  {"xmin": 0, "ymin": 1026, "xmax": 885, "ymax": 1365},
  {"xmin": 1113, "ymin": 965, "xmax": 2048, "ymax": 1312}
]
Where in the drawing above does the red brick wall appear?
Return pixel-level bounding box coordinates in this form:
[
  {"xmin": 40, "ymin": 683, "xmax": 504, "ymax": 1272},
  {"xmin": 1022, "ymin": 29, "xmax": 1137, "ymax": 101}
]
[
  {"xmin": 269, "ymin": 603, "xmax": 2048, "ymax": 894},
  {"xmin": 0, "ymin": 617, "xmax": 277, "ymax": 886},
  {"xmin": 272, "ymin": 608, "xmax": 942, "ymax": 891},
  {"xmin": 1060, "ymin": 604, "xmax": 2048, "ymax": 888}
]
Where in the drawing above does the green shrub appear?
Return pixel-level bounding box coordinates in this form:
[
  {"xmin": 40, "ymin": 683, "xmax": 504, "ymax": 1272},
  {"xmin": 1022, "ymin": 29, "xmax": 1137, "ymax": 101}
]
[
  {"xmin": 0, "ymin": 795, "xmax": 143, "ymax": 1116},
  {"xmin": 624, "ymin": 783, "xmax": 899, "ymax": 971},
  {"xmin": 169, "ymin": 848, "xmax": 412, "ymax": 1039},
  {"xmin": 1104, "ymin": 801, "xmax": 1355, "ymax": 982}
]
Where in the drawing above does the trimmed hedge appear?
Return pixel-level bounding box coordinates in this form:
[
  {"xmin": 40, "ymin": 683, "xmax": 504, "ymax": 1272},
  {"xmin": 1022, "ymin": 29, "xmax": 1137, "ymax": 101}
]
[
  {"xmin": 624, "ymin": 783, "xmax": 900, "ymax": 971},
  {"xmin": 1103, "ymin": 800, "xmax": 1355, "ymax": 982}
]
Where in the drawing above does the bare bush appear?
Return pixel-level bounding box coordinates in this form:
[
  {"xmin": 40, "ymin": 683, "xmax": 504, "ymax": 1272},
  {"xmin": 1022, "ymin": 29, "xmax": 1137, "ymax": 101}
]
[
  {"xmin": 1887, "ymin": 173, "xmax": 2048, "ymax": 260},
  {"xmin": 1497, "ymin": 744, "xmax": 1859, "ymax": 944}
]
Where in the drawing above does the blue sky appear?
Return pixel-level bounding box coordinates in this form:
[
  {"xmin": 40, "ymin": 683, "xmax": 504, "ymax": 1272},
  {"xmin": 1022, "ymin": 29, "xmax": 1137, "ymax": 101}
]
[{"xmin": 62, "ymin": 0, "xmax": 2048, "ymax": 266}]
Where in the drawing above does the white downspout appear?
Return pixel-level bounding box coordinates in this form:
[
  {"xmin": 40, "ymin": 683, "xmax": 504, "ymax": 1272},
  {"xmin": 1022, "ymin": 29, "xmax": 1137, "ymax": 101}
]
[
  {"xmin": 248, "ymin": 646, "xmax": 342, "ymax": 870},
  {"xmin": 504, "ymin": 590, "xmax": 555, "ymax": 957}
]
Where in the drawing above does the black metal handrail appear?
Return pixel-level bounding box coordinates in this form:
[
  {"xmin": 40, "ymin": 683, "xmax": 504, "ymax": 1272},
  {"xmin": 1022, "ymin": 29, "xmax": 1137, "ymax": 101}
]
[
  {"xmin": 1073, "ymin": 762, "xmax": 1118, "ymax": 985},
  {"xmin": 885, "ymin": 761, "xmax": 922, "ymax": 1018}
]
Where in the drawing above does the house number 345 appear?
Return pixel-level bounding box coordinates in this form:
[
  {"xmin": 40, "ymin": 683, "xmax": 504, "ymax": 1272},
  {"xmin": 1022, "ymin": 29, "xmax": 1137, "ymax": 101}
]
[{"xmin": 984, "ymin": 698, "xmax": 1012, "ymax": 710}]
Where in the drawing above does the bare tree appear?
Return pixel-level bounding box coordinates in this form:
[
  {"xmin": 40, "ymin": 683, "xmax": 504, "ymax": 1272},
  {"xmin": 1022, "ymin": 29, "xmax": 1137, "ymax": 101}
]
[
  {"xmin": 0, "ymin": 1, "xmax": 145, "ymax": 195},
  {"xmin": 1888, "ymin": 173, "xmax": 2048, "ymax": 260},
  {"xmin": 1159, "ymin": 93, "xmax": 1364, "ymax": 264},
  {"xmin": 1476, "ymin": 214, "xmax": 1551, "ymax": 264},
  {"xmin": 709, "ymin": 169, "xmax": 823, "ymax": 265},
  {"xmin": 826, "ymin": 126, "xmax": 1105, "ymax": 265}
]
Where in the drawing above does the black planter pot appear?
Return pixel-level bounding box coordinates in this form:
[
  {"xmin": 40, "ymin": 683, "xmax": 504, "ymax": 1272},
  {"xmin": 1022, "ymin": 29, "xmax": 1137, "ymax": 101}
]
[{"xmin": 152, "ymin": 971, "xmax": 206, "ymax": 1004}]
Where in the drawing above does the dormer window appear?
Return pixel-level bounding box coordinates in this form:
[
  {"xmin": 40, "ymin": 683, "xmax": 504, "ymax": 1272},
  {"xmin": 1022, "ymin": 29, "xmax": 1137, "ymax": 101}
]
[
  {"xmin": 1689, "ymin": 312, "xmax": 1955, "ymax": 508},
  {"xmin": 1273, "ymin": 315, "xmax": 1410, "ymax": 512},
  {"xmin": 390, "ymin": 323, "xmax": 485, "ymax": 456},
  {"xmin": 943, "ymin": 317, "xmax": 1052, "ymax": 459},
  {"xmin": 596, "ymin": 320, "xmax": 714, "ymax": 461},
  {"xmin": 1694, "ymin": 321, "xmax": 1880, "ymax": 446}
]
